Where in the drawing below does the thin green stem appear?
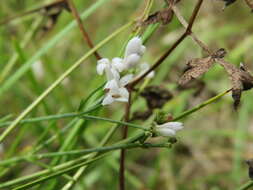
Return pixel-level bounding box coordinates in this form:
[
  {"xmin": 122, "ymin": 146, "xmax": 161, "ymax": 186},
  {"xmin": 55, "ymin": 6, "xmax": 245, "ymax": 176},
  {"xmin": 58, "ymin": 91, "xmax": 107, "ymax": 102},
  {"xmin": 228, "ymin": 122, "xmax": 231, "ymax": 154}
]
[
  {"xmin": 173, "ymin": 89, "xmax": 231, "ymax": 121},
  {"xmin": 0, "ymin": 143, "xmax": 169, "ymax": 166},
  {"xmin": 237, "ymin": 181, "xmax": 253, "ymax": 190}
]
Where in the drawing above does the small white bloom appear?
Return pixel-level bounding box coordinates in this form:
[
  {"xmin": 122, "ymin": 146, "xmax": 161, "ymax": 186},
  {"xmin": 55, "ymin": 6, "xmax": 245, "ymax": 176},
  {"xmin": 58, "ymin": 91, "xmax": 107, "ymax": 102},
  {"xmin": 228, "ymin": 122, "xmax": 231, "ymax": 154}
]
[
  {"xmin": 138, "ymin": 63, "xmax": 155, "ymax": 78},
  {"xmin": 102, "ymin": 79, "xmax": 130, "ymax": 105},
  {"xmin": 119, "ymin": 74, "xmax": 133, "ymax": 86},
  {"xmin": 155, "ymin": 122, "xmax": 184, "ymax": 137},
  {"xmin": 112, "ymin": 57, "xmax": 125, "ymax": 72},
  {"xmin": 97, "ymin": 58, "xmax": 120, "ymax": 81},
  {"xmin": 32, "ymin": 60, "xmax": 44, "ymax": 80},
  {"xmin": 97, "ymin": 58, "xmax": 109, "ymax": 75},
  {"xmin": 125, "ymin": 36, "xmax": 146, "ymax": 57},
  {"xmin": 124, "ymin": 54, "xmax": 141, "ymax": 69}
]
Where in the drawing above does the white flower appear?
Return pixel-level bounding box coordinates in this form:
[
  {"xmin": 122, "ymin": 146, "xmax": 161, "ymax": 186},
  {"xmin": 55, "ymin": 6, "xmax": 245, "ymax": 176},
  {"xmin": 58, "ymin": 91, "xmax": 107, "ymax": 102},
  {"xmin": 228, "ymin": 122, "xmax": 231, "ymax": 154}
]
[
  {"xmin": 32, "ymin": 60, "xmax": 44, "ymax": 80},
  {"xmin": 155, "ymin": 122, "xmax": 184, "ymax": 137},
  {"xmin": 123, "ymin": 36, "xmax": 146, "ymax": 69},
  {"xmin": 125, "ymin": 36, "xmax": 146, "ymax": 57},
  {"xmin": 97, "ymin": 58, "xmax": 120, "ymax": 81},
  {"xmin": 102, "ymin": 76, "xmax": 132, "ymax": 105},
  {"xmin": 112, "ymin": 57, "xmax": 125, "ymax": 72},
  {"xmin": 138, "ymin": 63, "xmax": 155, "ymax": 78}
]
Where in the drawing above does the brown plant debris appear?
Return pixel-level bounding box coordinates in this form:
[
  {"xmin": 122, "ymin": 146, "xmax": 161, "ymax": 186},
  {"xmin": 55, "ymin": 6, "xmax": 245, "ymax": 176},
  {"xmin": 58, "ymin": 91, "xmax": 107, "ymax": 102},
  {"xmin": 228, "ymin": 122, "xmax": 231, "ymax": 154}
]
[
  {"xmin": 218, "ymin": 61, "xmax": 253, "ymax": 108},
  {"xmin": 40, "ymin": 0, "xmax": 70, "ymax": 33},
  {"xmin": 178, "ymin": 48, "xmax": 226, "ymax": 86},
  {"xmin": 140, "ymin": 86, "xmax": 173, "ymax": 109},
  {"xmin": 142, "ymin": 7, "xmax": 174, "ymax": 26}
]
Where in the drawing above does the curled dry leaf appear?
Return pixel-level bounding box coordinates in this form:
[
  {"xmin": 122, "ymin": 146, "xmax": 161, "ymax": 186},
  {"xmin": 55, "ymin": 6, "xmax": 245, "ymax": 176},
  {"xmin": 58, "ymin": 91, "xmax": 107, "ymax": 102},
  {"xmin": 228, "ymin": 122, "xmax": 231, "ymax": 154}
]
[
  {"xmin": 141, "ymin": 85, "xmax": 173, "ymax": 109},
  {"xmin": 218, "ymin": 60, "xmax": 253, "ymax": 108},
  {"xmin": 178, "ymin": 48, "xmax": 226, "ymax": 86},
  {"xmin": 142, "ymin": 7, "xmax": 174, "ymax": 26},
  {"xmin": 40, "ymin": 0, "xmax": 70, "ymax": 34}
]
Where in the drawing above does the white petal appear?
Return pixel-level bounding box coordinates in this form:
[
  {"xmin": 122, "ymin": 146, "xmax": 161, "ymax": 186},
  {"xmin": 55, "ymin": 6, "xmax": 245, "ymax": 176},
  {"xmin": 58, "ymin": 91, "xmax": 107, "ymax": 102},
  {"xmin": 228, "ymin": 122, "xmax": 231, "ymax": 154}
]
[
  {"xmin": 114, "ymin": 87, "xmax": 129, "ymax": 102},
  {"xmin": 124, "ymin": 54, "xmax": 141, "ymax": 68},
  {"xmin": 96, "ymin": 63, "xmax": 107, "ymax": 75},
  {"xmin": 119, "ymin": 74, "xmax": 133, "ymax": 86},
  {"xmin": 104, "ymin": 80, "xmax": 120, "ymax": 94},
  {"xmin": 105, "ymin": 67, "xmax": 120, "ymax": 81},
  {"xmin": 112, "ymin": 57, "xmax": 125, "ymax": 72},
  {"xmin": 125, "ymin": 36, "xmax": 145, "ymax": 57},
  {"xmin": 158, "ymin": 122, "xmax": 184, "ymax": 131},
  {"xmin": 119, "ymin": 87, "xmax": 129, "ymax": 100},
  {"xmin": 102, "ymin": 94, "xmax": 115, "ymax": 105},
  {"xmin": 98, "ymin": 58, "xmax": 110, "ymax": 65},
  {"xmin": 156, "ymin": 128, "xmax": 176, "ymax": 137}
]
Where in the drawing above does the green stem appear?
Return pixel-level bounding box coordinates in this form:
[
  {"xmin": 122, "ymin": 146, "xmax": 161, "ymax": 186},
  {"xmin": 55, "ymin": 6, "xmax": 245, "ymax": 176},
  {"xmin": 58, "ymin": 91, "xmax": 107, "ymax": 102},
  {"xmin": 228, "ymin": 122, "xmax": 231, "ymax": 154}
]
[
  {"xmin": 0, "ymin": 131, "xmax": 147, "ymax": 189},
  {"xmin": 0, "ymin": 143, "xmax": 168, "ymax": 166},
  {"xmin": 173, "ymin": 89, "xmax": 231, "ymax": 121},
  {"xmin": 237, "ymin": 181, "xmax": 253, "ymax": 190}
]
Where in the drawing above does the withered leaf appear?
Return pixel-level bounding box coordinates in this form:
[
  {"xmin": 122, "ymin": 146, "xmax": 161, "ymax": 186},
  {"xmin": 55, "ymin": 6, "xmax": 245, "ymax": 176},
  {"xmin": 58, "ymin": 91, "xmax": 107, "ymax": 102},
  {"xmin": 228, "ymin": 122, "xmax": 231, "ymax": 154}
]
[
  {"xmin": 40, "ymin": 0, "xmax": 70, "ymax": 34},
  {"xmin": 179, "ymin": 49, "xmax": 226, "ymax": 86},
  {"xmin": 141, "ymin": 86, "xmax": 173, "ymax": 109},
  {"xmin": 142, "ymin": 7, "xmax": 174, "ymax": 26},
  {"xmin": 179, "ymin": 56, "xmax": 214, "ymax": 86},
  {"xmin": 218, "ymin": 60, "xmax": 253, "ymax": 108}
]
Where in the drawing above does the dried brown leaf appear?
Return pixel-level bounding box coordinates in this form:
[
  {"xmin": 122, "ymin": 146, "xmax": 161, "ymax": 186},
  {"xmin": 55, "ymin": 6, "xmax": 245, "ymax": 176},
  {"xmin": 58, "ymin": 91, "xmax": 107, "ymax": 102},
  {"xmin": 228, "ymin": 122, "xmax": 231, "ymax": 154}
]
[
  {"xmin": 179, "ymin": 56, "xmax": 214, "ymax": 86},
  {"xmin": 142, "ymin": 7, "xmax": 174, "ymax": 26},
  {"xmin": 218, "ymin": 60, "xmax": 253, "ymax": 108},
  {"xmin": 179, "ymin": 49, "xmax": 226, "ymax": 86},
  {"xmin": 141, "ymin": 86, "xmax": 173, "ymax": 109},
  {"xmin": 40, "ymin": 0, "xmax": 70, "ymax": 34}
]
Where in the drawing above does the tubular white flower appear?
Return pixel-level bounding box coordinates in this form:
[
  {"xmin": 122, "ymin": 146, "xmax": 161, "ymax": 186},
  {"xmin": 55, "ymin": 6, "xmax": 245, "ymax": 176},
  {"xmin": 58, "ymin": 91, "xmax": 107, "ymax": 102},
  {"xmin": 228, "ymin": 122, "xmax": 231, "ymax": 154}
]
[
  {"xmin": 112, "ymin": 57, "xmax": 125, "ymax": 72},
  {"xmin": 124, "ymin": 54, "xmax": 141, "ymax": 69},
  {"xmin": 155, "ymin": 122, "xmax": 184, "ymax": 137},
  {"xmin": 125, "ymin": 36, "xmax": 146, "ymax": 57},
  {"xmin": 119, "ymin": 74, "xmax": 133, "ymax": 86},
  {"xmin": 102, "ymin": 79, "xmax": 130, "ymax": 105},
  {"xmin": 97, "ymin": 58, "xmax": 110, "ymax": 75}
]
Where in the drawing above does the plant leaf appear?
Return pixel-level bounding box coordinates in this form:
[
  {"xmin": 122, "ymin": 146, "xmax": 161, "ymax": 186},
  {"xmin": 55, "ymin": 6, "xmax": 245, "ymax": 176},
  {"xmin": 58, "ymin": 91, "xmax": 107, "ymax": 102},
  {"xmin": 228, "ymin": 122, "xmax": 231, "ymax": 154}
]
[{"xmin": 217, "ymin": 60, "xmax": 253, "ymax": 108}]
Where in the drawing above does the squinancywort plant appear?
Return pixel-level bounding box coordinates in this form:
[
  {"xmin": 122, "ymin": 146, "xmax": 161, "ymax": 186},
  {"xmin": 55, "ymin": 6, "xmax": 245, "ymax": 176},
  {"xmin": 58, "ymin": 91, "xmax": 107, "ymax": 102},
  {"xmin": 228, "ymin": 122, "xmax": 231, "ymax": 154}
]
[{"xmin": 96, "ymin": 36, "xmax": 154, "ymax": 105}]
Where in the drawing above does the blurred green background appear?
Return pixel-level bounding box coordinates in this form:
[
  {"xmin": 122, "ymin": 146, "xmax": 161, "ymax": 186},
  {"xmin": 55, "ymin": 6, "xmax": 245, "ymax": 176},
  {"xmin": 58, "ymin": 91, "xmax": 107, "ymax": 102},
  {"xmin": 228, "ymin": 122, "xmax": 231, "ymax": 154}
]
[{"xmin": 0, "ymin": 0, "xmax": 253, "ymax": 189}]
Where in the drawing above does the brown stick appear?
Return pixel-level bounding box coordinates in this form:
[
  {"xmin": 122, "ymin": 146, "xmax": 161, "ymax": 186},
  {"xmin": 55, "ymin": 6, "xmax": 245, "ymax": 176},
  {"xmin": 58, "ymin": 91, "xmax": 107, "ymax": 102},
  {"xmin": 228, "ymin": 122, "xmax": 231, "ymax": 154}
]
[
  {"xmin": 66, "ymin": 0, "xmax": 101, "ymax": 60},
  {"xmin": 128, "ymin": 0, "xmax": 204, "ymax": 89},
  {"xmin": 119, "ymin": 92, "xmax": 132, "ymax": 190}
]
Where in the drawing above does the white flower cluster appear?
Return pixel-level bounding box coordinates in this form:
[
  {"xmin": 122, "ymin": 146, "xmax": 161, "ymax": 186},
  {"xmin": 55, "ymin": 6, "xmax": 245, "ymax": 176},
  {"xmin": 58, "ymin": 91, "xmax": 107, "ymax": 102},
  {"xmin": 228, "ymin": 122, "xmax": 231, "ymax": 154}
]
[
  {"xmin": 155, "ymin": 122, "xmax": 184, "ymax": 137},
  {"xmin": 97, "ymin": 36, "xmax": 154, "ymax": 105}
]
